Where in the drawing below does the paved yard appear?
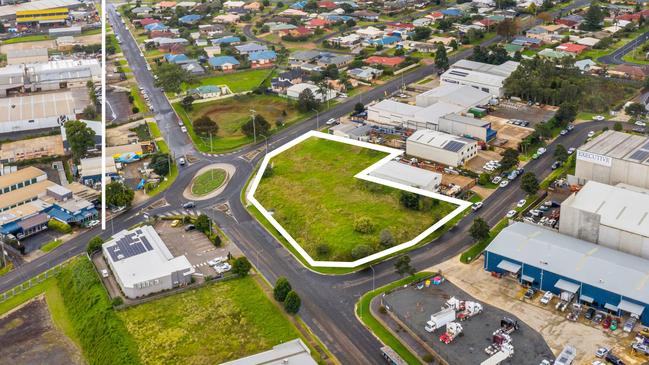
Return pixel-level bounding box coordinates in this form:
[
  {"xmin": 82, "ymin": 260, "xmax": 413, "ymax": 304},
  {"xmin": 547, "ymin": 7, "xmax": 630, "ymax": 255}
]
[
  {"xmin": 155, "ymin": 220, "xmax": 241, "ymax": 278},
  {"xmin": 383, "ymin": 279, "xmax": 553, "ymax": 364},
  {"xmin": 491, "ymin": 101, "xmax": 556, "ymax": 126}
]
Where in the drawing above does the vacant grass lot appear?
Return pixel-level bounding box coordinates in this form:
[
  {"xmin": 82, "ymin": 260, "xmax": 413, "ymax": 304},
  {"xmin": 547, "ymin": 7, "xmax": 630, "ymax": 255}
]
[
  {"xmin": 255, "ymin": 138, "xmax": 456, "ymax": 261},
  {"xmin": 174, "ymin": 94, "xmax": 308, "ymax": 153},
  {"xmin": 118, "ymin": 277, "xmax": 301, "ymax": 365},
  {"xmin": 182, "ymin": 69, "xmax": 273, "ymax": 93},
  {"xmin": 191, "ymin": 168, "xmax": 226, "ymax": 196}
]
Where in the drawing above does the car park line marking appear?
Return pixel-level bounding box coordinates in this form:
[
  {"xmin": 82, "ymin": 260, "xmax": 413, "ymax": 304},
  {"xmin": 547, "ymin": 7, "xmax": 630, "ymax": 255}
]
[{"xmin": 246, "ymin": 130, "xmax": 472, "ymax": 269}]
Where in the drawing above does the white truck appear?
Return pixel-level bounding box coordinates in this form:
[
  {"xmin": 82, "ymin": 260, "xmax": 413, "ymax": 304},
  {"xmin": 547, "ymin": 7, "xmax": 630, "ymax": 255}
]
[
  {"xmin": 481, "ymin": 343, "xmax": 514, "ymax": 365},
  {"xmin": 439, "ymin": 322, "xmax": 463, "ymax": 344},
  {"xmin": 425, "ymin": 308, "xmax": 456, "ymax": 333}
]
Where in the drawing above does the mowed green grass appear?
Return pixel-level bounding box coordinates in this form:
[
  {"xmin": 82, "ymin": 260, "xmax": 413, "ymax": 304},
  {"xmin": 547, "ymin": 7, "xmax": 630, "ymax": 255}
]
[
  {"xmin": 182, "ymin": 69, "xmax": 273, "ymax": 93},
  {"xmin": 174, "ymin": 94, "xmax": 308, "ymax": 153},
  {"xmin": 118, "ymin": 277, "xmax": 301, "ymax": 365},
  {"xmin": 255, "ymin": 138, "xmax": 456, "ymax": 261},
  {"xmin": 191, "ymin": 168, "xmax": 227, "ymax": 196}
]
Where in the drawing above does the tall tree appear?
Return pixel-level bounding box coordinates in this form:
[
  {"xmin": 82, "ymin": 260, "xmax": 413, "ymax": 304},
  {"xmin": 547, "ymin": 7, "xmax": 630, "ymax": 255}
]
[
  {"xmin": 554, "ymin": 144, "xmax": 569, "ymax": 162},
  {"xmin": 65, "ymin": 120, "xmax": 96, "ymax": 161},
  {"xmin": 193, "ymin": 115, "xmax": 219, "ymax": 136},
  {"xmin": 496, "ymin": 18, "xmax": 519, "ymax": 40},
  {"xmin": 273, "ymin": 277, "xmax": 292, "ymax": 302},
  {"xmin": 435, "ymin": 43, "xmax": 449, "ymax": 71},
  {"xmin": 470, "ymin": 218, "xmax": 490, "ymax": 242},
  {"xmin": 106, "ymin": 181, "xmax": 134, "ymax": 207},
  {"xmin": 394, "ymin": 255, "xmax": 415, "ymax": 276},
  {"xmin": 297, "ymin": 88, "xmax": 320, "ymax": 112},
  {"xmin": 232, "ymin": 257, "xmax": 252, "ymax": 277},
  {"xmin": 284, "ymin": 290, "xmax": 301, "ymax": 314},
  {"xmin": 521, "ymin": 172, "xmax": 540, "ymax": 195},
  {"xmin": 154, "ymin": 63, "xmax": 196, "ymax": 94},
  {"xmin": 500, "ymin": 148, "xmax": 520, "ymax": 171},
  {"xmin": 582, "ymin": 3, "xmax": 604, "ymax": 31},
  {"xmin": 241, "ymin": 114, "xmax": 271, "ymax": 137}
]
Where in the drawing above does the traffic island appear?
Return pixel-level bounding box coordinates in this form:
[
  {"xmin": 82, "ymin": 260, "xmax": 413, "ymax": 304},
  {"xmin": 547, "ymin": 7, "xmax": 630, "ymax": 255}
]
[{"xmin": 183, "ymin": 163, "xmax": 235, "ymax": 201}]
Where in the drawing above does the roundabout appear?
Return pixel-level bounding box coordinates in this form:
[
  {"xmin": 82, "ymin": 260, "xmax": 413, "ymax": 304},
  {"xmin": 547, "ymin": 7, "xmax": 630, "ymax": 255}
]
[{"xmin": 183, "ymin": 163, "xmax": 236, "ymax": 201}]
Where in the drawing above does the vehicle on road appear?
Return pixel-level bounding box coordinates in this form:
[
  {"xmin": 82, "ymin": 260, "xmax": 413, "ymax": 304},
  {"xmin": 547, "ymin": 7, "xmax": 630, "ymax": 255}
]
[
  {"xmin": 506, "ymin": 210, "xmax": 517, "ymax": 218},
  {"xmin": 181, "ymin": 126, "xmax": 188, "ymax": 133},
  {"xmin": 87, "ymin": 220, "xmax": 100, "ymax": 228},
  {"xmin": 551, "ymin": 161, "xmax": 562, "ymax": 170},
  {"xmin": 101, "ymin": 269, "xmax": 109, "ymax": 278},
  {"xmin": 184, "ymin": 224, "xmax": 196, "ymax": 232},
  {"xmin": 499, "ymin": 180, "xmax": 509, "ymax": 188},
  {"xmin": 179, "ymin": 157, "xmax": 186, "ymax": 166},
  {"xmin": 588, "ymin": 131, "xmax": 596, "ymax": 138},
  {"xmin": 472, "ymin": 202, "xmax": 483, "ymax": 211},
  {"xmin": 171, "ymin": 219, "xmax": 181, "ymax": 227},
  {"xmin": 560, "ymin": 129, "xmax": 568, "ymax": 136},
  {"xmin": 326, "ymin": 118, "xmax": 338, "ymax": 125},
  {"xmin": 492, "ymin": 176, "xmax": 502, "ymax": 184},
  {"xmin": 593, "ymin": 115, "xmax": 605, "ymax": 121},
  {"xmin": 636, "ymin": 121, "xmax": 647, "ymax": 127},
  {"xmin": 516, "ymin": 199, "xmax": 527, "ymax": 208},
  {"xmin": 568, "ymin": 147, "xmax": 576, "ymax": 154},
  {"xmin": 182, "ymin": 202, "xmax": 195, "ymax": 209}
]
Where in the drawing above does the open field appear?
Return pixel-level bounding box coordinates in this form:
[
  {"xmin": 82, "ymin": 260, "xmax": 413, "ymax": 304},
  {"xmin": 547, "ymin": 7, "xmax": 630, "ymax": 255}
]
[
  {"xmin": 118, "ymin": 277, "xmax": 301, "ymax": 365},
  {"xmin": 0, "ymin": 297, "xmax": 84, "ymax": 365},
  {"xmin": 174, "ymin": 94, "xmax": 309, "ymax": 153},
  {"xmin": 191, "ymin": 168, "xmax": 226, "ymax": 196},
  {"xmin": 254, "ymin": 137, "xmax": 456, "ymax": 261},
  {"xmin": 182, "ymin": 69, "xmax": 274, "ymax": 94}
]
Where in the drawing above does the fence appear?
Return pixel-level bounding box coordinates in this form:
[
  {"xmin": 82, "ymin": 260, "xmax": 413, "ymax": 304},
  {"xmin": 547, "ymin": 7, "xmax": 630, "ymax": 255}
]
[{"xmin": 0, "ymin": 260, "xmax": 72, "ymax": 304}]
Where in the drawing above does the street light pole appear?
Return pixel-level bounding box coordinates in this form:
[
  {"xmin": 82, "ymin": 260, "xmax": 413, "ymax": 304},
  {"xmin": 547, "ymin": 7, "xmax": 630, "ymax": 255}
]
[
  {"xmin": 312, "ymin": 108, "xmax": 319, "ymax": 130},
  {"xmin": 250, "ymin": 109, "xmax": 257, "ymax": 144},
  {"xmin": 370, "ymin": 265, "xmax": 375, "ymax": 293}
]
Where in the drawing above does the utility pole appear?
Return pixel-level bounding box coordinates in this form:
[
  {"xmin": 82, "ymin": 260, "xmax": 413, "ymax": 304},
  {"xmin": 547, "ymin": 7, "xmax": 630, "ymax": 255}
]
[
  {"xmin": 312, "ymin": 108, "xmax": 319, "ymax": 130},
  {"xmin": 250, "ymin": 109, "xmax": 257, "ymax": 144}
]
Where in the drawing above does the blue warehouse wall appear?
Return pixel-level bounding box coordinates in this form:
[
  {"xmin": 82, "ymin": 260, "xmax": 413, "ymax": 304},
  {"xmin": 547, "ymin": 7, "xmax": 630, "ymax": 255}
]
[{"xmin": 484, "ymin": 251, "xmax": 649, "ymax": 325}]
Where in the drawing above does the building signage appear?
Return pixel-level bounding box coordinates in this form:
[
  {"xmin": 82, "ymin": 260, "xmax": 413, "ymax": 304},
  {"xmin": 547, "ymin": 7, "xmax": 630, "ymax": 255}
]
[{"xmin": 576, "ymin": 150, "xmax": 612, "ymax": 167}]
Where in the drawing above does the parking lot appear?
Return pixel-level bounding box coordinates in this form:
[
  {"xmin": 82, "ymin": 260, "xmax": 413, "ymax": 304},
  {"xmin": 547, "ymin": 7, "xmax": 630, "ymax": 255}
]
[
  {"xmin": 491, "ymin": 101, "xmax": 556, "ymax": 126},
  {"xmin": 487, "ymin": 116, "xmax": 536, "ymax": 150},
  {"xmin": 383, "ymin": 279, "xmax": 554, "ymax": 364},
  {"xmin": 155, "ymin": 220, "xmax": 242, "ymax": 279}
]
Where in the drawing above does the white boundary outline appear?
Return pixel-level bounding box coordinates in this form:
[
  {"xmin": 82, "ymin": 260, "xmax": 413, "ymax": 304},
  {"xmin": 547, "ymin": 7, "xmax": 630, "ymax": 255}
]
[{"xmin": 247, "ymin": 131, "xmax": 472, "ymax": 268}]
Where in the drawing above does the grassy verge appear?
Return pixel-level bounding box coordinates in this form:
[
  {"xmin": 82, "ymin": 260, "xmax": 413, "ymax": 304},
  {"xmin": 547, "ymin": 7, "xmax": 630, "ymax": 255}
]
[
  {"xmin": 0, "ymin": 262, "xmax": 13, "ymax": 276},
  {"xmin": 2, "ymin": 34, "xmax": 50, "ymax": 44},
  {"xmin": 57, "ymin": 258, "xmax": 141, "ymax": 365},
  {"xmin": 191, "ymin": 168, "xmax": 227, "ymax": 196},
  {"xmin": 146, "ymin": 140, "xmax": 178, "ymax": 196},
  {"xmin": 118, "ymin": 276, "xmax": 302, "ymax": 364},
  {"xmin": 130, "ymin": 85, "xmax": 147, "ymax": 113},
  {"xmin": 356, "ymin": 272, "xmax": 432, "ymax": 365},
  {"xmin": 41, "ymin": 239, "xmax": 63, "ymax": 253},
  {"xmin": 147, "ymin": 121, "xmax": 161, "ymax": 138},
  {"xmin": 460, "ymin": 217, "xmax": 509, "ymax": 263},
  {"xmin": 181, "ymin": 68, "xmax": 274, "ymax": 93}
]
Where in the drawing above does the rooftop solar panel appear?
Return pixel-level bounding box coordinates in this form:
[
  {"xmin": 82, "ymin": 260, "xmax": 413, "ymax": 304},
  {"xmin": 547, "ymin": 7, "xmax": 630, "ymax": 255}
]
[
  {"xmin": 642, "ymin": 141, "xmax": 649, "ymax": 150},
  {"xmin": 106, "ymin": 232, "xmax": 154, "ymax": 262},
  {"xmin": 444, "ymin": 140, "xmax": 466, "ymax": 152},
  {"xmin": 629, "ymin": 150, "xmax": 649, "ymax": 162}
]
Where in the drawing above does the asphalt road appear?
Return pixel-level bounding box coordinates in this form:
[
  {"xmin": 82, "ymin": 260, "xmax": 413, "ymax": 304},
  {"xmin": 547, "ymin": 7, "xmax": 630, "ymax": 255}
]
[
  {"xmin": 597, "ymin": 28, "xmax": 649, "ymax": 65},
  {"xmin": 0, "ymin": 1, "xmax": 611, "ymax": 364}
]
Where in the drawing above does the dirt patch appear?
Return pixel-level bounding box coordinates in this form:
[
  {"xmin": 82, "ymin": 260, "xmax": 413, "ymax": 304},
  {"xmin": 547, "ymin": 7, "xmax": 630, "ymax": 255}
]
[
  {"xmin": 0, "ymin": 297, "xmax": 84, "ymax": 365},
  {"xmin": 488, "ymin": 117, "xmax": 534, "ymax": 150},
  {"xmin": 106, "ymin": 119, "xmax": 148, "ymax": 146},
  {"xmin": 0, "ymin": 40, "xmax": 55, "ymax": 53}
]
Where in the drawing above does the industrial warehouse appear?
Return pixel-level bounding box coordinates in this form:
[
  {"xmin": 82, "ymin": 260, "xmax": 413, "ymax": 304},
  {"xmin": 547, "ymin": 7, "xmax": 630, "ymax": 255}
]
[
  {"xmin": 406, "ymin": 129, "xmax": 479, "ymax": 167},
  {"xmin": 559, "ymin": 181, "xmax": 649, "ymax": 259},
  {"xmin": 484, "ymin": 222, "xmax": 649, "ymax": 326},
  {"xmin": 102, "ymin": 226, "xmax": 195, "ymax": 299},
  {"xmin": 439, "ymin": 59, "xmax": 520, "ymax": 97},
  {"xmin": 574, "ymin": 131, "xmax": 649, "ymax": 190}
]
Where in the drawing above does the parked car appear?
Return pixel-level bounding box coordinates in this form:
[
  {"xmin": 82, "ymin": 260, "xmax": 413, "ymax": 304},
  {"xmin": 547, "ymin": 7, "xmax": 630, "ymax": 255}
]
[
  {"xmin": 592, "ymin": 115, "xmax": 605, "ymax": 121},
  {"xmin": 471, "ymin": 202, "xmax": 483, "ymax": 211},
  {"xmin": 584, "ymin": 307, "xmax": 596, "ymax": 320},
  {"xmin": 595, "ymin": 347, "xmax": 610, "ymax": 358},
  {"xmin": 499, "ymin": 180, "xmax": 509, "ymax": 188},
  {"xmin": 603, "ymin": 315, "xmax": 612, "ymax": 329},
  {"xmin": 87, "ymin": 220, "xmax": 100, "ymax": 228},
  {"xmin": 524, "ymin": 288, "xmax": 535, "ymax": 299},
  {"xmin": 181, "ymin": 126, "xmax": 188, "ymax": 133},
  {"xmin": 516, "ymin": 199, "xmax": 527, "ymax": 208},
  {"xmin": 184, "ymin": 224, "xmax": 196, "ymax": 232},
  {"xmin": 605, "ymin": 352, "xmax": 625, "ymax": 365},
  {"xmin": 540, "ymin": 291, "xmax": 553, "ymax": 305},
  {"xmin": 207, "ymin": 257, "xmax": 225, "ymax": 267},
  {"xmin": 593, "ymin": 312, "xmax": 605, "ymax": 324},
  {"xmin": 492, "ymin": 176, "xmax": 502, "ymax": 184},
  {"xmin": 567, "ymin": 124, "xmax": 575, "ymax": 131},
  {"xmin": 179, "ymin": 157, "xmax": 186, "ymax": 166},
  {"xmin": 623, "ymin": 316, "xmax": 637, "ymax": 332},
  {"xmin": 182, "ymin": 202, "xmax": 195, "ymax": 209},
  {"xmin": 635, "ymin": 121, "xmax": 647, "ymax": 127},
  {"xmin": 588, "ymin": 131, "xmax": 596, "ymax": 138},
  {"xmin": 101, "ymin": 269, "xmax": 109, "ymax": 278},
  {"xmin": 560, "ymin": 129, "xmax": 568, "ymax": 136},
  {"xmin": 506, "ymin": 210, "xmax": 517, "ymax": 218},
  {"xmin": 551, "ymin": 161, "xmax": 562, "ymax": 170},
  {"xmin": 171, "ymin": 220, "xmax": 181, "ymax": 227},
  {"xmin": 610, "ymin": 319, "xmax": 618, "ymax": 331}
]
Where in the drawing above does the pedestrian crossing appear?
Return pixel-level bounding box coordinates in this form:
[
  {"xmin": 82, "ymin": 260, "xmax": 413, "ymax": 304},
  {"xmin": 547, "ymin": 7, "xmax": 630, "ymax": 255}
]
[{"xmin": 158, "ymin": 209, "xmax": 204, "ymax": 218}]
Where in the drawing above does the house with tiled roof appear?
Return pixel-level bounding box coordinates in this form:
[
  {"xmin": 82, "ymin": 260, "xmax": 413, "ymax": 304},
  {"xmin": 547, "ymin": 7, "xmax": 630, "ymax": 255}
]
[
  {"xmin": 364, "ymin": 56, "xmax": 405, "ymax": 67},
  {"xmin": 306, "ymin": 18, "xmax": 329, "ymax": 29},
  {"xmin": 556, "ymin": 42, "xmax": 588, "ymax": 54},
  {"xmin": 249, "ymin": 50, "xmax": 277, "ymax": 67},
  {"xmin": 138, "ymin": 18, "xmax": 160, "ymax": 26},
  {"xmin": 317, "ymin": 1, "xmax": 337, "ymax": 9}
]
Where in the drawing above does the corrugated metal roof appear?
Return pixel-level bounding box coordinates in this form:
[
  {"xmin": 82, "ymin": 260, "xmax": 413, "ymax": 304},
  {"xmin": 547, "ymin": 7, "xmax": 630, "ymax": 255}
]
[{"xmin": 486, "ymin": 222, "xmax": 649, "ymax": 305}]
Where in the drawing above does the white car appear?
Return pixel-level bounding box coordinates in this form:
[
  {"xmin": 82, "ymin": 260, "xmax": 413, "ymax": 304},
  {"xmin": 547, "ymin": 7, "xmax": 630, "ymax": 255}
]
[
  {"xmin": 178, "ymin": 157, "xmax": 186, "ymax": 166},
  {"xmin": 325, "ymin": 118, "xmax": 338, "ymax": 125},
  {"xmin": 472, "ymin": 202, "xmax": 483, "ymax": 211},
  {"xmin": 595, "ymin": 347, "xmax": 609, "ymax": 358},
  {"xmin": 214, "ymin": 262, "xmax": 232, "ymax": 273},
  {"xmin": 516, "ymin": 199, "xmax": 527, "ymax": 208},
  {"xmin": 592, "ymin": 115, "xmax": 605, "ymax": 121},
  {"xmin": 567, "ymin": 147, "xmax": 575, "ymax": 154},
  {"xmin": 540, "ymin": 291, "xmax": 553, "ymax": 305},
  {"xmin": 499, "ymin": 180, "xmax": 509, "ymax": 188},
  {"xmin": 207, "ymin": 257, "xmax": 225, "ymax": 267},
  {"xmin": 588, "ymin": 131, "xmax": 596, "ymax": 138},
  {"xmin": 506, "ymin": 210, "xmax": 517, "ymax": 218},
  {"xmin": 492, "ymin": 176, "xmax": 502, "ymax": 184},
  {"xmin": 560, "ymin": 129, "xmax": 568, "ymax": 136},
  {"xmin": 181, "ymin": 126, "xmax": 188, "ymax": 133},
  {"xmin": 87, "ymin": 220, "xmax": 100, "ymax": 228},
  {"xmin": 101, "ymin": 269, "xmax": 109, "ymax": 278},
  {"xmin": 635, "ymin": 121, "xmax": 647, "ymax": 127}
]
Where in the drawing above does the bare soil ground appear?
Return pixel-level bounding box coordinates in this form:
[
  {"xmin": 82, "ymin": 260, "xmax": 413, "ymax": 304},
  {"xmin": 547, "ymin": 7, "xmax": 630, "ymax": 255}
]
[{"xmin": 0, "ymin": 297, "xmax": 84, "ymax": 365}]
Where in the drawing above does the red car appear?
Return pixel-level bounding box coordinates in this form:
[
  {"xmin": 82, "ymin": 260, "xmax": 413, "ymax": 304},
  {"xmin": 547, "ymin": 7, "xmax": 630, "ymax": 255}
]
[{"xmin": 603, "ymin": 316, "xmax": 612, "ymax": 329}]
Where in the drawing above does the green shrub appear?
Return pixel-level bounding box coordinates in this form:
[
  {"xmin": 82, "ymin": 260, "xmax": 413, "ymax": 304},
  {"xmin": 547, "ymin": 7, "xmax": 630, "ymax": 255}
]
[
  {"xmin": 273, "ymin": 277, "xmax": 292, "ymax": 302},
  {"xmin": 284, "ymin": 290, "xmax": 301, "ymax": 314},
  {"xmin": 48, "ymin": 219, "xmax": 72, "ymax": 234},
  {"xmin": 86, "ymin": 236, "xmax": 104, "ymax": 255},
  {"xmin": 57, "ymin": 258, "xmax": 141, "ymax": 365},
  {"xmin": 353, "ymin": 216, "xmax": 374, "ymax": 234}
]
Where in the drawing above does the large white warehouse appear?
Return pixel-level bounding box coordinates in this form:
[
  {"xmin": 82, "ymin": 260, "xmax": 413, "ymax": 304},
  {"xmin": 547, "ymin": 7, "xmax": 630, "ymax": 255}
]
[
  {"xmin": 439, "ymin": 60, "xmax": 519, "ymax": 97},
  {"xmin": 102, "ymin": 226, "xmax": 195, "ymax": 299},
  {"xmin": 406, "ymin": 129, "xmax": 478, "ymax": 167},
  {"xmin": 574, "ymin": 131, "xmax": 649, "ymax": 190},
  {"xmin": 559, "ymin": 181, "xmax": 649, "ymax": 259}
]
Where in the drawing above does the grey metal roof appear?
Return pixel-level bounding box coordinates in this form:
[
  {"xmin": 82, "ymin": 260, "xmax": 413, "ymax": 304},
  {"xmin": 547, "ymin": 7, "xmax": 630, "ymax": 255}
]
[
  {"xmin": 486, "ymin": 222, "xmax": 649, "ymax": 305},
  {"xmin": 579, "ymin": 130, "xmax": 649, "ymax": 165}
]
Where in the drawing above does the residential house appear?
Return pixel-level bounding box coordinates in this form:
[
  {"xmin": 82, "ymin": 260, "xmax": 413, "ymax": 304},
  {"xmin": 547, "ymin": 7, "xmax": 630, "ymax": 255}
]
[
  {"xmin": 199, "ymin": 24, "xmax": 225, "ymax": 36},
  {"xmin": 538, "ymin": 48, "xmax": 570, "ymax": 59},
  {"xmin": 286, "ymin": 83, "xmax": 337, "ymax": 101},
  {"xmin": 289, "ymin": 26, "xmax": 313, "ymax": 38},
  {"xmin": 289, "ymin": 50, "xmax": 322, "ymax": 63},
  {"xmin": 212, "ymin": 36, "xmax": 241, "ymax": 45},
  {"xmin": 249, "ymin": 50, "xmax": 277, "ymax": 68},
  {"xmin": 556, "ymin": 42, "xmax": 588, "ymax": 54},
  {"xmin": 179, "ymin": 14, "xmax": 202, "ymax": 25},
  {"xmin": 353, "ymin": 10, "xmax": 379, "ymax": 21},
  {"xmin": 278, "ymin": 68, "xmax": 309, "ymax": 84},
  {"xmin": 441, "ymin": 8, "xmax": 462, "ymax": 17},
  {"xmin": 611, "ymin": 64, "xmax": 649, "ymax": 80},
  {"xmin": 208, "ymin": 56, "xmax": 240, "ymax": 71},
  {"xmin": 138, "ymin": 18, "xmax": 160, "ymax": 27},
  {"xmin": 164, "ymin": 53, "xmax": 190, "ymax": 64},
  {"xmin": 214, "ymin": 13, "xmax": 240, "ymax": 23},
  {"xmin": 413, "ymin": 17, "xmax": 432, "ymax": 27},
  {"xmin": 347, "ymin": 66, "xmax": 382, "ymax": 82},
  {"xmin": 130, "ymin": 6, "xmax": 153, "ymax": 16},
  {"xmin": 427, "ymin": 11, "xmax": 444, "ymax": 21},
  {"xmin": 306, "ymin": 18, "xmax": 329, "ymax": 29},
  {"xmin": 244, "ymin": 2, "xmax": 261, "ymax": 11},
  {"xmin": 367, "ymin": 35, "xmax": 401, "ymax": 47},
  {"xmin": 574, "ymin": 59, "xmax": 597, "ymax": 73},
  {"xmin": 576, "ymin": 37, "xmax": 600, "ymax": 47},
  {"xmin": 356, "ymin": 26, "xmax": 384, "ymax": 39},
  {"xmin": 364, "ymin": 56, "xmax": 405, "ymax": 67},
  {"xmin": 188, "ymin": 85, "xmax": 224, "ymax": 98},
  {"xmin": 271, "ymin": 78, "xmax": 293, "ymax": 93},
  {"xmin": 317, "ymin": 1, "xmax": 338, "ymax": 10},
  {"xmin": 556, "ymin": 15, "xmax": 583, "ymax": 29},
  {"xmin": 317, "ymin": 53, "xmax": 353, "ymax": 68},
  {"xmin": 181, "ymin": 62, "xmax": 205, "ymax": 75},
  {"xmin": 235, "ymin": 42, "xmax": 268, "ymax": 55},
  {"xmin": 269, "ymin": 22, "xmax": 297, "ymax": 34},
  {"xmin": 329, "ymin": 33, "xmax": 361, "ymax": 48},
  {"xmin": 223, "ymin": 0, "xmax": 245, "ymax": 8},
  {"xmin": 158, "ymin": 1, "xmax": 177, "ymax": 9},
  {"xmin": 204, "ymin": 45, "xmax": 221, "ymax": 57},
  {"xmin": 145, "ymin": 23, "xmax": 169, "ymax": 32},
  {"xmin": 149, "ymin": 30, "xmax": 175, "ymax": 39},
  {"xmin": 279, "ymin": 9, "xmax": 308, "ymax": 17},
  {"xmin": 511, "ymin": 36, "xmax": 542, "ymax": 48}
]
